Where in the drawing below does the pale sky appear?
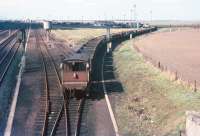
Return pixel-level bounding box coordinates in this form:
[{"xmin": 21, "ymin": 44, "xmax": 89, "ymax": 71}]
[{"xmin": 0, "ymin": 0, "xmax": 199, "ymax": 20}]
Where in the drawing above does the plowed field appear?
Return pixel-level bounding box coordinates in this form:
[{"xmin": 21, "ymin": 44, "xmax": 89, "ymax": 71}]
[{"xmin": 135, "ymin": 28, "xmax": 200, "ymax": 86}]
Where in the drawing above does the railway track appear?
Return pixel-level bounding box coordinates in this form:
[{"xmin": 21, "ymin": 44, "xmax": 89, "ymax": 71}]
[
  {"xmin": 0, "ymin": 31, "xmax": 17, "ymax": 49},
  {"xmin": 0, "ymin": 30, "xmax": 8, "ymax": 37},
  {"xmin": 67, "ymin": 98, "xmax": 84, "ymax": 136},
  {"xmin": 34, "ymin": 30, "xmax": 65, "ymax": 136},
  {"xmin": 47, "ymin": 32, "xmax": 85, "ymax": 136},
  {"xmin": 0, "ymin": 30, "xmax": 17, "ymax": 44},
  {"xmin": 33, "ymin": 30, "xmax": 85, "ymax": 136},
  {"xmin": 0, "ymin": 31, "xmax": 20, "ymax": 84}
]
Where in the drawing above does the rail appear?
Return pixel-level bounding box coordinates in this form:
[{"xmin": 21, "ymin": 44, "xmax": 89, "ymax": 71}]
[
  {"xmin": 74, "ymin": 98, "xmax": 85, "ymax": 136},
  {"xmin": 0, "ymin": 30, "xmax": 18, "ymax": 45},
  {"xmin": 36, "ymin": 27, "xmax": 157, "ymax": 136},
  {"xmin": 36, "ymin": 31, "xmax": 67, "ymax": 136},
  {"xmin": 48, "ymin": 31, "xmax": 85, "ymax": 136},
  {"xmin": 39, "ymin": 37, "xmax": 49, "ymax": 136},
  {"xmin": 0, "ymin": 33, "xmax": 20, "ymax": 84}
]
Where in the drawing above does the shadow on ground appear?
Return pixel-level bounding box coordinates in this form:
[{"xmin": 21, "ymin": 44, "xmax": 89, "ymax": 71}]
[{"xmin": 89, "ymin": 39, "xmax": 125, "ymax": 100}]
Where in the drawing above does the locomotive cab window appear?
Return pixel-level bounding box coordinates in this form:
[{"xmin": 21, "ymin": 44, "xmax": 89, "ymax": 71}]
[
  {"xmin": 72, "ymin": 62, "xmax": 86, "ymax": 71},
  {"xmin": 64, "ymin": 61, "xmax": 88, "ymax": 72}
]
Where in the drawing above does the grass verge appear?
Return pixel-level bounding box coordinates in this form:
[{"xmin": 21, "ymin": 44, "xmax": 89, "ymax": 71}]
[{"xmin": 113, "ymin": 39, "xmax": 200, "ymax": 136}]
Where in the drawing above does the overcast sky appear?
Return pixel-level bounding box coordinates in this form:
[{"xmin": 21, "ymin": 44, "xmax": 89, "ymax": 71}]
[{"xmin": 0, "ymin": 0, "xmax": 199, "ymax": 20}]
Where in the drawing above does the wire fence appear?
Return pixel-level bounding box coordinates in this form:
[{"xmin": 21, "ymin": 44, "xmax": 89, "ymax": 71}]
[{"xmin": 134, "ymin": 45, "xmax": 198, "ymax": 92}]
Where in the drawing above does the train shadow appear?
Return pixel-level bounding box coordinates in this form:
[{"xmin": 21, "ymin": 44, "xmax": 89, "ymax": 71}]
[{"xmin": 89, "ymin": 39, "xmax": 125, "ymax": 100}]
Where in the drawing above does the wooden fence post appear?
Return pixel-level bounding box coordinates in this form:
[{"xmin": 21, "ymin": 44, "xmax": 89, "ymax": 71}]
[
  {"xmin": 194, "ymin": 80, "xmax": 197, "ymax": 92},
  {"xmin": 158, "ymin": 61, "xmax": 160, "ymax": 68},
  {"xmin": 175, "ymin": 71, "xmax": 178, "ymax": 81}
]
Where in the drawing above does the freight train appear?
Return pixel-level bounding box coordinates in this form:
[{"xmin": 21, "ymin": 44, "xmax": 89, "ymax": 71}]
[{"xmin": 60, "ymin": 27, "xmax": 157, "ymax": 96}]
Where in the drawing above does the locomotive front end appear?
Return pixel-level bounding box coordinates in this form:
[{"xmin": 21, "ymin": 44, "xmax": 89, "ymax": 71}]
[{"xmin": 61, "ymin": 54, "xmax": 90, "ymax": 92}]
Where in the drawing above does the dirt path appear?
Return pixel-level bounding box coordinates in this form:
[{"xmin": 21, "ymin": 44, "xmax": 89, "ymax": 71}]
[{"xmin": 135, "ymin": 28, "xmax": 200, "ymax": 86}]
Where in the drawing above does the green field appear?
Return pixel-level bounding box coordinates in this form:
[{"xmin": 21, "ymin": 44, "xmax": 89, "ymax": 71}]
[{"xmin": 113, "ymin": 39, "xmax": 200, "ymax": 136}]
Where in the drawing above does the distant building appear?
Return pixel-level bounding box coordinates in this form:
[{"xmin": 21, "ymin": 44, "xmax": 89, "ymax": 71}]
[{"xmin": 43, "ymin": 21, "xmax": 51, "ymax": 30}]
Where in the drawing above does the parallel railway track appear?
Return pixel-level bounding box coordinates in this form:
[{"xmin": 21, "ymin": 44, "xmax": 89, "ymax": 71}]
[
  {"xmin": 0, "ymin": 30, "xmax": 17, "ymax": 45},
  {"xmin": 34, "ymin": 30, "xmax": 85, "ymax": 136},
  {"xmin": 0, "ymin": 30, "xmax": 9, "ymax": 38},
  {"xmin": 0, "ymin": 31, "xmax": 20, "ymax": 84},
  {"xmin": 15, "ymin": 28, "xmax": 157, "ymax": 136},
  {"xmin": 48, "ymin": 32, "xmax": 85, "ymax": 136},
  {"xmin": 67, "ymin": 97, "xmax": 85, "ymax": 136},
  {"xmin": 34, "ymin": 30, "xmax": 66, "ymax": 136}
]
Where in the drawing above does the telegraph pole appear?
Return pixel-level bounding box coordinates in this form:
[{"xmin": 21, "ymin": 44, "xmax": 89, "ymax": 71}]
[
  {"xmin": 130, "ymin": 8, "xmax": 133, "ymax": 27},
  {"xmin": 104, "ymin": 12, "xmax": 107, "ymax": 21},
  {"xmin": 133, "ymin": 4, "xmax": 136, "ymax": 21},
  {"xmin": 150, "ymin": 10, "xmax": 152, "ymax": 24},
  {"xmin": 133, "ymin": 4, "xmax": 139, "ymax": 29},
  {"xmin": 123, "ymin": 14, "xmax": 126, "ymax": 23},
  {"xmin": 82, "ymin": 16, "xmax": 84, "ymax": 23},
  {"xmin": 130, "ymin": 9, "xmax": 133, "ymax": 21}
]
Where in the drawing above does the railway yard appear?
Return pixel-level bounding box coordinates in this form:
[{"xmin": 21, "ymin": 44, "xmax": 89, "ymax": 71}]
[
  {"xmin": 0, "ymin": 30, "xmax": 23, "ymax": 135},
  {"xmin": 0, "ymin": 27, "xmax": 154, "ymax": 136},
  {"xmin": 1, "ymin": 25, "xmax": 200, "ymax": 136},
  {"xmin": 1, "ymin": 0, "xmax": 200, "ymax": 135}
]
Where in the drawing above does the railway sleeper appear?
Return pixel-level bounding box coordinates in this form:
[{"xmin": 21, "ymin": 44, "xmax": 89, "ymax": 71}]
[{"xmin": 25, "ymin": 67, "xmax": 42, "ymax": 72}]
